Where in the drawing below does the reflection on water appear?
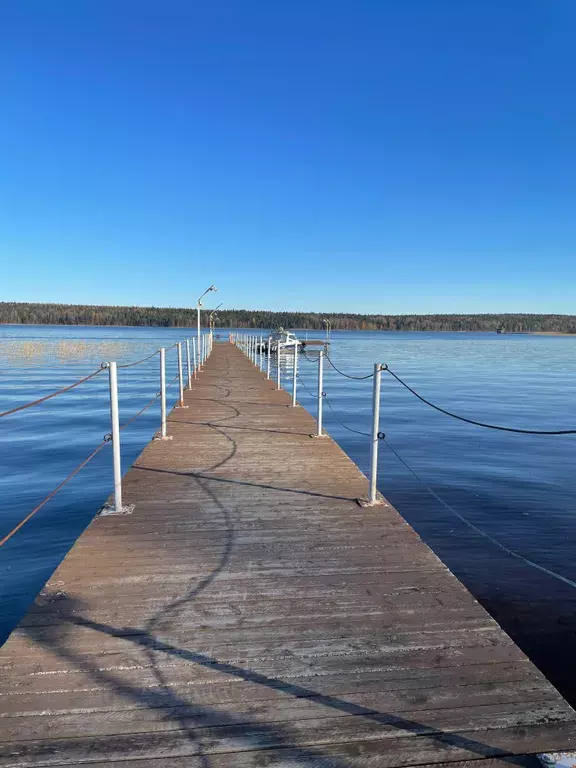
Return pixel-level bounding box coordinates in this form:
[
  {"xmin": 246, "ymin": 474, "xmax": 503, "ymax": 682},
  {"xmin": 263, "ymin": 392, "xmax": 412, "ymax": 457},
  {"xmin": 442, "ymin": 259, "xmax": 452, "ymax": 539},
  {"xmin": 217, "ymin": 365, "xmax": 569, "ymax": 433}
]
[
  {"xmin": 1, "ymin": 325, "xmax": 576, "ymax": 703},
  {"xmin": 2, "ymin": 339, "xmax": 150, "ymax": 366}
]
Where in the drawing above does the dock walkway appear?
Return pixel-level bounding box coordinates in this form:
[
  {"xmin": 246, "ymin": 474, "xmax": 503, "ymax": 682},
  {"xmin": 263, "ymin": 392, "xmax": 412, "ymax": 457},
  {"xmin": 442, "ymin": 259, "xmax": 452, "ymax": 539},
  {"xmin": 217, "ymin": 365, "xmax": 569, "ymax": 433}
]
[{"xmin": 1, "ymin": 342, "xmax": 576, "ymax": 766}]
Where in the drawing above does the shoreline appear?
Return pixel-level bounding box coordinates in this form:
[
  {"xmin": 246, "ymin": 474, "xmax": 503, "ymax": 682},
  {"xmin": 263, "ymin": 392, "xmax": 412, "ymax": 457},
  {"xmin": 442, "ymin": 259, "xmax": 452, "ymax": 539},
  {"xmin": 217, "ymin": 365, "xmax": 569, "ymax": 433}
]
[{"xmin": 1, "ymin": 322, "xmax": 575, "ymax": 336}]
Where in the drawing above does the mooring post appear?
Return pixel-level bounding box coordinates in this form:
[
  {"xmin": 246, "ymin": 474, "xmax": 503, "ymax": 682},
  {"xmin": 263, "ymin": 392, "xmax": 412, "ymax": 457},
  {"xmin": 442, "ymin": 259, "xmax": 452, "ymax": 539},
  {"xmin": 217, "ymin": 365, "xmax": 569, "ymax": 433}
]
[
  {"xmin": 185, "ymin": 339, "xmax": 192, "ymax": 389},
  {"xmin": 317, "ymin": 350, "xmax": 324, "ymax": 436},
  {"xmin": 292, "ymin": 342, "xmax": 298, "ymax": 406},
  {"xmin": 192, "ymin": 337, "xmax": 197, "ymax": 378},
  {"xmin": 159, "ymin": 347, "xmax": 169, "ymax": 439},
  {"xmin": 108, "ymin": 361, "xmax": 123, "ymax": 513},
  {"xmin": 276, "ymin": 344, "xmax": 282, "ymax": 389},
  {"xmin": 177, "ymin": 342, "xmax": 185, "ymax": 406},
  {"xmin": 259, "ymin": 333, "xmax": 263, "ymax": 371},
  {"xmin": 266, "ymin": 335, "xmax": 271, "ymax": 379},
  {"xmin": 368, "ymin": 363, "xmax": 383, "ymax": 504}
]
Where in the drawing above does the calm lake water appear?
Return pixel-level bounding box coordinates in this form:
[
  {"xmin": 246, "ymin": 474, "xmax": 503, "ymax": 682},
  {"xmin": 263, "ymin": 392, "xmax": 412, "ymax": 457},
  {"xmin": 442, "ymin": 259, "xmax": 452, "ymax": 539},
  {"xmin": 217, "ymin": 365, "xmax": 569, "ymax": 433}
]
[{"xmin": 1, "ymin": 325, "xmax": 576, "ymax": 701}]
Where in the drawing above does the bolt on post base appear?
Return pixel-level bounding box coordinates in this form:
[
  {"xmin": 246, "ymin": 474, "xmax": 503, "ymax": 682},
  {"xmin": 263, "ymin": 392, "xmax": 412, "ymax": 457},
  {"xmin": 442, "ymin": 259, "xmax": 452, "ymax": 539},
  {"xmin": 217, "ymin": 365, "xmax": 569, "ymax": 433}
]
[
  {"xmin": 175, "ymin": 403, "xmax": 189, "ymax": 409},
  {"xmin": 357, "ymin": 492, "xmax": 388, "ymax": 508},
  {"xmin": 309, "ymin": 432, "xmax": 328, "ymax": 439},
  {"xmin": 99, "ymin": 502, "xmax": 135, "ymax": 517}
]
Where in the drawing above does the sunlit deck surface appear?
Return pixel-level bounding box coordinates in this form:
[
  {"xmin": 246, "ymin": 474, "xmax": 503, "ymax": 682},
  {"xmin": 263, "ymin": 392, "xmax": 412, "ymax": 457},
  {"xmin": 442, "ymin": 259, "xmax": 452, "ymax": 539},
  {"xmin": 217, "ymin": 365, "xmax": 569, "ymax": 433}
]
[{"xmin": 1, "ymin": 342, "xmax": 575, "ymax": 767}]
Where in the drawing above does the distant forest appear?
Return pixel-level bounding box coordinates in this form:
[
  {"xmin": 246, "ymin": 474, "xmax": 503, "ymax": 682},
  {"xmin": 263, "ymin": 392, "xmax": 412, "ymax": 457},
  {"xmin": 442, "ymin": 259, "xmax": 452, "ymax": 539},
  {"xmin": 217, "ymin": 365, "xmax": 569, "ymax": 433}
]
[{"xmin": 1, "ymin": 302, "xmax": 575, "ymax": 333}]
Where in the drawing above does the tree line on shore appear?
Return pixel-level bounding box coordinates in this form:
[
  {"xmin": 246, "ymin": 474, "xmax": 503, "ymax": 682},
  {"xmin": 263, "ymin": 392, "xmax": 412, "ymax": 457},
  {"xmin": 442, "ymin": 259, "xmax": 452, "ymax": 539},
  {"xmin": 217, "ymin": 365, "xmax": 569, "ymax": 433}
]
[{"xmin": 1, "ymin": 302, "xmax": 575, "ymax": 333}]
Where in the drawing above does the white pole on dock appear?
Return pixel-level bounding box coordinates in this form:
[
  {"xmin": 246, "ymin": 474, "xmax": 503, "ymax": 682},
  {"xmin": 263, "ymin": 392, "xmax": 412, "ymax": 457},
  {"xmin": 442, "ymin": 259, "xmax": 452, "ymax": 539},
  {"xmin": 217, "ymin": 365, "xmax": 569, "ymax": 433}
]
[
  {"xmin": 197, "ymin": 310, "xmax": 202, "ymax": 371},
  {"xmin": 107, "ymin": 361, "xmax": 124, "ymax": 513},
  {"xmin": 259, "ymin": 333, "xmax": 263, "ymax": 371},
  {"xmin": 276, "ymin": 344, "xmax": 282, "ymax": 389},
  {"xmin": 185, "ymin": 339, "xmax": 192, "ymax": 389},
  {"xmin": 368, "ymin": 363, "xmax": 383, "ymax": 505},
  {"xmin": 317, "ymin": 350, "xmax": 324, "ymax": 436},
  {"xmin": 177, "ymin": 342, "xmax": 185, "ymax": 406},
  {"xmin": 192, "ymin": 337, "xmax": 197, "ymax": 378},
  {"xmin": 160, "ymin": 347, "xmax": 167, "ymax": 438},
  {"xmin": 292, "ymin": 343, "xmax": 298, "ymax": 406},
  {"xmin": 266, "ymin": 335, "xmax": 271, "ymax": 379}
]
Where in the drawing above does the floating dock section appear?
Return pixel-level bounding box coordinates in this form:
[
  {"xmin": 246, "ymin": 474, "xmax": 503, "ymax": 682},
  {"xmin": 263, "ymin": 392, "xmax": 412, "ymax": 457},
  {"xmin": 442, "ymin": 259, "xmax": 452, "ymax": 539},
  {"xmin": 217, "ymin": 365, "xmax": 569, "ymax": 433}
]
[{"xmin": 1, "ymin": 342, "xmax": 575, "ymax": 766}]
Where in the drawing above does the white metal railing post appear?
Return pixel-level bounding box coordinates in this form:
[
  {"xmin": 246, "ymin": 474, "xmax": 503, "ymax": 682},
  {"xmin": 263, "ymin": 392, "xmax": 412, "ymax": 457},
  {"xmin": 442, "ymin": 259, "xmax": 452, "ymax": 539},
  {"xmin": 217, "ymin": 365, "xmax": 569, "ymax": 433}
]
[
  {"xmin": 160, "ymin": 348, "xmax": 167, "ymax": 437},
  {"xmin": 192, "ymin": 337, "xmax": 197, "ymax": 378},
  {"xmin": 266, "ymin": 335, "xmax": 271, "ymax": 379},
  {"xmin": 185, "ymin": 339, "xmax": 192, "ymax": 389},
  {"xmin": 276, "ymin": 344, "xmax": 282, "ymax": 389},
  {"xmin": 317, "ymin": 350, "xmax": 324, "ymax": 436},
  {"xmin": 368, "ymin": 363, "xmax": 383, "ymax": 504},
  {"xmin": 177, "ymin": 342, "xmax": 185, "ymax": 406},
  {"xmin": 259, "ymin": 333, "xmax": 263, "ymax": 371},
  {"xmin": 292, "ymin": 342, "xmax": 298, "ymax": 406},
  {"xmin": 108, "ymin": 361, "xmax": 123, "ymax": 513}
]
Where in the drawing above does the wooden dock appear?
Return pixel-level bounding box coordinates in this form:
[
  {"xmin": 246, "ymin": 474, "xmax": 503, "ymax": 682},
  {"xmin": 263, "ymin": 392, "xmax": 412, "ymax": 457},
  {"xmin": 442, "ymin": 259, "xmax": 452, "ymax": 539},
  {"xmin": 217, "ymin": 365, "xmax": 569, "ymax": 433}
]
[{"xmin": 1, "ymin": 342, "xmax": 576, "ymax": 766}]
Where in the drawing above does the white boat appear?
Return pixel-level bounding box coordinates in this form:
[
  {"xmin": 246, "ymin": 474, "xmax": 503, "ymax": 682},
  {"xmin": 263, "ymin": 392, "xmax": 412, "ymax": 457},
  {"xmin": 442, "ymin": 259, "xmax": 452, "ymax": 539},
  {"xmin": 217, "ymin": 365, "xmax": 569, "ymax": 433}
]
[{"xmin": 269, "ymin": 328, "xmax": 301, "ymax": 353}]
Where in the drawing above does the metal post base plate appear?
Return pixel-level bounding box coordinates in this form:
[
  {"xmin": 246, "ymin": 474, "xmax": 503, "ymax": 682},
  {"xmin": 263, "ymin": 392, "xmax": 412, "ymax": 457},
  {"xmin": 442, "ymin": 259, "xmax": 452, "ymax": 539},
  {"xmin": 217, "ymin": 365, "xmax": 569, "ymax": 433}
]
[
  {"xmin": 175, "ymin": 404, "xmax": 189, "ymax": 409},
  {"xmin": 309, "ymin": 432, "xmax": 328, "ymax": 439},
  {"xmin": 99, "ymin": 503, "xmax": 135, "ymax": 517},
  {"xmin": 357, "ymin": 493, "xmax": 388, "ymax": 508},
  {"xmin": 154, "ymin": 433, "xmax": 173, "ymax": 441}
]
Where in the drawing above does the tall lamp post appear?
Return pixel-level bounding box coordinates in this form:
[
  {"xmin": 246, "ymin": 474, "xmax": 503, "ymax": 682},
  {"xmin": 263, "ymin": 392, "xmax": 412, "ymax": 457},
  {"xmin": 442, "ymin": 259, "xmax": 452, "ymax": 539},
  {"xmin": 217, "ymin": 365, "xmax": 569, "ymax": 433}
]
[
  {"xmin": 209, "ymin": 303, "xmax": 223, "ymax": 338},
  {"xmin": 197, "ymin": 285, "xmax": 218, "ymax": 368}
]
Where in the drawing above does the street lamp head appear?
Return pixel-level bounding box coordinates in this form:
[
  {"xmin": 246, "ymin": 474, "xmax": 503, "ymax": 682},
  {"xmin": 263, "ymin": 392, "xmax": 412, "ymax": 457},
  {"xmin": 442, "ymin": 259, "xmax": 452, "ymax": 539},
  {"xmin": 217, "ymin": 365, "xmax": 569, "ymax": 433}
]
[{"xmin": 197, "ymin": 284, "xmax": 219, "ymax": 307}]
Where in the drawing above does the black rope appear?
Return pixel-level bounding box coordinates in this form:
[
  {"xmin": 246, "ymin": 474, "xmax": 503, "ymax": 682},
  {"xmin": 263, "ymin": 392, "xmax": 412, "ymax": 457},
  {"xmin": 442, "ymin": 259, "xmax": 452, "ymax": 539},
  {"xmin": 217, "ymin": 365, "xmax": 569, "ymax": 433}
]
[
  {"xmin": 386, "ymin": 367, "xmax": 576, "ymax": 435},
  {"xmin": 324, "ymin": 355, "xmax": 375, "ymax": 380},
  {"xmin": 324, "ymin": 395, "xmax": 371, "ymax": 437},
  {"xmin": 382, "ymin": 438, "xmax": 576, "ymax": 589},
  {"xmin": 296, "ymin": 373, "xmax": 317, "ymax": 398},
  {"xmin": 117, "ymin": 350, "xmax": 160, "ymax": 369}
]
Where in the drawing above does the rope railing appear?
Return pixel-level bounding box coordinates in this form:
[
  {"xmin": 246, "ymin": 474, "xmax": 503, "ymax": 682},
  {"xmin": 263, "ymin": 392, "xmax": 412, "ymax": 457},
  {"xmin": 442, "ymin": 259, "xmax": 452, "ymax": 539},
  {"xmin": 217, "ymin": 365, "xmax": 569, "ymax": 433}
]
[
  {"xmin": 0, "ymin": 439, "xmax": 110, "ymax": 548},
  {"xmin": 234, "ymin": 330, "xmax": 576, "ymax": 506},
  {"xmin": 324, "ymin": 354, "xmax": 376, "ymax": 380},
  {"xmin": 0, "ymin": 332, "xmax": 216, "ymax": 547},
  {"xmin": 382, "ymin": 437, "xmax": 576, "ymax": 590},
  {"xmin": 232, "ymin": 331, "xmax": 576, "ymax": 586},
  {"xmin": 384, "ymin": 366, "xmax": 576, "ymax": 435},
  {"xmin": 117, "ymin": 349, "xmax": 160, "ymax": 369},
  {"xmin": 119, "ymin": 393, "xmax": 161, "ymax": 431},
  {"xmin": 0, "ymin": 367, "xmax": 104, "ymax": 419}
]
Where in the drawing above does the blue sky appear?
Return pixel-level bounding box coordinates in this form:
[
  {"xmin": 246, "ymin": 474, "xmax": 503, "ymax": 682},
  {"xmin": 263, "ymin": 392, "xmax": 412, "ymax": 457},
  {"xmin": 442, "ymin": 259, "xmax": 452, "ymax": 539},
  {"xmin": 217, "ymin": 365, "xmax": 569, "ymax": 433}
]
[{"xmin": 1, "ymin": 1, "xmax": 575, "ymax": 314}]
